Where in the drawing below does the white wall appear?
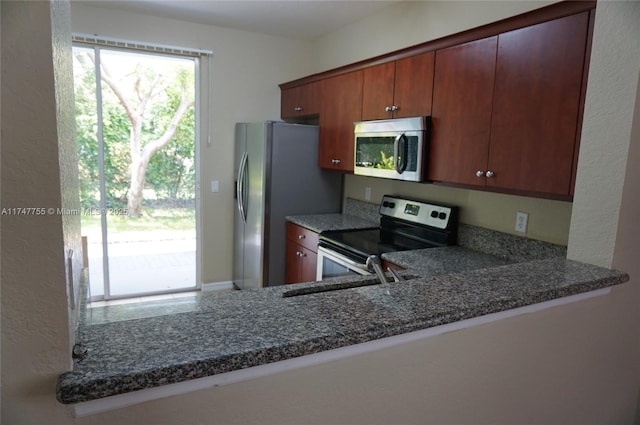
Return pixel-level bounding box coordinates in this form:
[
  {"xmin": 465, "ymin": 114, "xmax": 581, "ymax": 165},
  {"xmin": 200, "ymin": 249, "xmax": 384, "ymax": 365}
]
[
  {"xmin": 70, "ymin": 3, "xmax": 316, "ymax": 284},
  {"xmin": 2, "ymin": 1, "xmax": 638, "ymax": 424},
  {"xmin": 1, "ymin": 1, "xmax": 80, "ymax": 424},
  {"xmin": 567, "ymin": 0, "xmax": 640, "ymax": 268}
]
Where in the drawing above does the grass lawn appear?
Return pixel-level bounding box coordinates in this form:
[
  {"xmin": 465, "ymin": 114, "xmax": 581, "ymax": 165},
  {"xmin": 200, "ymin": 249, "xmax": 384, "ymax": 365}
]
[{"xmin": 81, "ymin": 207, "xmax": 196, "ymax": 243}]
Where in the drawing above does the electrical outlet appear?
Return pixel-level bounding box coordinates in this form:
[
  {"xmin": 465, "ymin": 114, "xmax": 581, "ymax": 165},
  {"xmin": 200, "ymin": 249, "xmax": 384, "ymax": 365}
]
[
  {"xmin": 515, "ymin": 211, "xmax": 528, "ymax": 233},
  {"xmin": 364, "ymin": 187, "xmax": 371, "ymax": 201}
]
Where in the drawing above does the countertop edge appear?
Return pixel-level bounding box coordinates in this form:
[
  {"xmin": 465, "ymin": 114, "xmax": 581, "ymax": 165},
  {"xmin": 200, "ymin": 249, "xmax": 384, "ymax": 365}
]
[
  {"xmin": 65, "ymin": 286, "xmax": 617, "ymax": 416},
  {"xmin": 57, "ymin": 258, "xmax": 630, "ymax": 405}
]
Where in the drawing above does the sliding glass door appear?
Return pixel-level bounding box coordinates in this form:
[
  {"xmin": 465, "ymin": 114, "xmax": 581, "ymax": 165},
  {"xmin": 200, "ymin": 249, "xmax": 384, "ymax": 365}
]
[{"xmin": 72, "ymin": 45, "xmax": 199, "ymax": 300}]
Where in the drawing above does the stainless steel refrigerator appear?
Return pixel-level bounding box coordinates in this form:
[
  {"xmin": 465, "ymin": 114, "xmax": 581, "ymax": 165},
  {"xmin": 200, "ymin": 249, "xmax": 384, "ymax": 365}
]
[{"xmin": 233, "ymin": 121, "xmax": 343, "ymax": 289}]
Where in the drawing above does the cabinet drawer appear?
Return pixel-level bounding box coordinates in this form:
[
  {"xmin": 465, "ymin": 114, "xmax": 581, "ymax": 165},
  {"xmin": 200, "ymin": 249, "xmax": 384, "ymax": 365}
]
[{"xmin": 286, "ymin": 222, "xmax": 319, "ymax": 252}]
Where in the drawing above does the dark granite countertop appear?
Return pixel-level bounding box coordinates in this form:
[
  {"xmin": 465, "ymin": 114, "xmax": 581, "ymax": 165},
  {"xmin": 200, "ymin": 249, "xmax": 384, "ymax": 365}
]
[
  {"xmin": 286, "ymin": 213, "xmax": 378, "ymax": 233},
  {"xmin": 382, "ymin": 246, "xmax": 514, "ymax": 274},
  {"xmin": 57, "ymin": 254, "xmax": 629, "ymax": 404}
]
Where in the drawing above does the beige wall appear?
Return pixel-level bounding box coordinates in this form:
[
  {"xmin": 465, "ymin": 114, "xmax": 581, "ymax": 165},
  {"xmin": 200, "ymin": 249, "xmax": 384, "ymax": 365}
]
[
  {"xmin": 344, "ymin": 175, "xmax": 573, "ymax": 245},
  {"xmin": 2, "ymin": 1, "xmax": 638, "ymax": 424},
  {"xmin": 312, "ymin": 0, "xmax": 556, "ymax": 72},
  {"xmin": 1, "ymin": 1, "xmax": 80, "ymax": 423},
  {"xmin": 70, "ymin": 3, "xmax": 316, "ymax": 284}
]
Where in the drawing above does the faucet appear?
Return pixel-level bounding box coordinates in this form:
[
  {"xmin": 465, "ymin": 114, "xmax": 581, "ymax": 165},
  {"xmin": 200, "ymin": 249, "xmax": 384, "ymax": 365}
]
[{"xmin": 366, "ymin": 255, "xmax": 388, "ymax": 284}]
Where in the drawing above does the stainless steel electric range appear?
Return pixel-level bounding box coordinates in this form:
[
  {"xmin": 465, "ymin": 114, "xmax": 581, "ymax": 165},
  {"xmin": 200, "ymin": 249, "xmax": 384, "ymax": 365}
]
[{"xmin": 316, "ymin": 195, "xmax": 458, "ymax": 280}]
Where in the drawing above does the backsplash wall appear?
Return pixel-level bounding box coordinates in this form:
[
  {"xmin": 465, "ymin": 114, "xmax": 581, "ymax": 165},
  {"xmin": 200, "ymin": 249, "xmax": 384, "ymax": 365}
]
[{"xmin": 344, "ymin": 174, "xmax": 572, "ymax": 246}]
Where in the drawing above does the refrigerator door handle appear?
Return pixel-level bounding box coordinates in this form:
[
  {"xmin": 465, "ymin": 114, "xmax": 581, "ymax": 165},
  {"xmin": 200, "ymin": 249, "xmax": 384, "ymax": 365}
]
[{"xmin": 236, "ymin": 151, "xmax": 248, "ymax": 223}]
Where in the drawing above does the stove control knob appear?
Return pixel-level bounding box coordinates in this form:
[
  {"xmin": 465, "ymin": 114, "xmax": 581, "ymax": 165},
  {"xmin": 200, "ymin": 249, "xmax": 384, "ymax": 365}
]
[
  {"xmin": 439, "ymin": 212, "xmax": 447, "ymax": 220},
  {"xmin": 382, "ymin": 201, "xmax": 389, "ymax": 208},
  {"xmin": 389, "ymin": 202, "xmax": 395, "ymax": 209},
  {"xmin": 430, "ymin": 210, "xmax": 438, "ymax": 218}
]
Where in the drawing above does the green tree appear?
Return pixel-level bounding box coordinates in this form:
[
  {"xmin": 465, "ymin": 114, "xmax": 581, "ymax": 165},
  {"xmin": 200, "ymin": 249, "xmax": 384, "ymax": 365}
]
[{"xmin": 73, "ymin": 49, "xmax": 195, "ymax": 216}]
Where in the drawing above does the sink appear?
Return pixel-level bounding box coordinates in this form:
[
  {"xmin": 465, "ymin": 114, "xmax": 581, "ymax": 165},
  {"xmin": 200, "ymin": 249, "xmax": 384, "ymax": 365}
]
[
  {"xmin": 282, "ymin": 278, "xmax": 381, "ymax": 298},
  {"xmin": 282, "ymin": 275, "xmax": 418, "ymax": 298}
]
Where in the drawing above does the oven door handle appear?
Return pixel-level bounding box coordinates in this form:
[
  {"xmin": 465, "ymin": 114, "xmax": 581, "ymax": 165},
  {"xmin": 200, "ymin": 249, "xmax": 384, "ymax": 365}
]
[
  {"xmin": 317, "ymin": 246, "xmax": 371, "ymax": 276},
  {"xmin": 393, "ymin": 133, "xmax": 409, "ymax": 174}
]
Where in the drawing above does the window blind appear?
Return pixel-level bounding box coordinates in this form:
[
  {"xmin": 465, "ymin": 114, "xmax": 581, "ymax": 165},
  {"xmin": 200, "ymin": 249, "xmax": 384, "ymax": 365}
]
[{"xmin": 72, "ymin": 33, "xmax": 213, "ymax": 58}]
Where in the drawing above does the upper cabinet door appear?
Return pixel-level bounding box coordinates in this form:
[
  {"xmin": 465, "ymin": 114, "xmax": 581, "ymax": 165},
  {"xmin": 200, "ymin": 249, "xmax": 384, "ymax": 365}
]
[
  {"xmin": 318, "ymin": 70, "xmax": 363, "ymax": 171},
  {"xmin": 393, "ymin": 52, "xmax": 434, "ymax": 118},
  {"xmin": 487, "ymin": 12, "xmax": 590, "ymax": 195},
  {"xmin": 361, "ymin": 62, "xmax": 396, "ymax": 120},
  {"xmin": 361, "ymin": 52, "xmax": 435, "ymax": 121},
  {"xmin": 429, "ymin": 37, "xmax": 497, "ymax": 186},
  {"xmin": 281, "ymin": 81, "xmax": 320, "ymax": 119}
]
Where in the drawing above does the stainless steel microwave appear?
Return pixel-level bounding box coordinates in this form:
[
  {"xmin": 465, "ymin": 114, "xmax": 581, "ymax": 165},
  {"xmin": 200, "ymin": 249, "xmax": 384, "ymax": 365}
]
[{"xmin": 353, "ymin": 116, "xmax": 430, "ymax": 182}]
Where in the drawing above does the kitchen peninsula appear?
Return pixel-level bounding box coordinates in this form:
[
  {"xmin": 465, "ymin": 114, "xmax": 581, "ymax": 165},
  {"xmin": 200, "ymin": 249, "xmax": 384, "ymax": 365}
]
[{"xmin": 57, "ymin": 203, "xmax": 628, "ymax": 409}]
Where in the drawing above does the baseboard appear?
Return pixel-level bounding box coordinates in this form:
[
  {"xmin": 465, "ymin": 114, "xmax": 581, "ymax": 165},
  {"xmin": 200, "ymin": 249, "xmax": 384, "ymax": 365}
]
[{"xmin": 201, "ymin": 281, "xmax": 234, "ymax": 292}]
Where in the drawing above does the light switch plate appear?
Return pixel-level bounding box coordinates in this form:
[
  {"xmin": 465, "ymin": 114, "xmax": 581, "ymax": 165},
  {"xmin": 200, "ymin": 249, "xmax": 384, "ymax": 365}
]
[
  {"xmin": 211, "ymin": 180, "xmax": 219, "ymax": 193},
  {"xmin": 364, "ymin": 187, "xmax": 372, "ymax": 201},
  {"xmin": 515, "ymin": 211, "xmax": 528, "ymax": 233}
]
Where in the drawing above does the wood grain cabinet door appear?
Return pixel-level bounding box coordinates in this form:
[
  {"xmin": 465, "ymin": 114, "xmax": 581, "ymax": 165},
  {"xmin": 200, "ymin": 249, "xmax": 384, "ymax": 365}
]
[
  {"xmin": 362, "ymin": 62, "xmax": 396, "ymax": 120},
  {"xmin": 487, "ymin": 12, "xmax": 590, "ymax": 195},
  {"xmin": 393, "ymin": 52, "xmax": 434, "ymax": 119},
  {"xmin": 281, "ymin": 82, "xmax": 320, "ymax": 119},
  {"xmin": 319, "ymin": 70, "xmax": 363, "ymax": 171},
  {"xmin": 362, "ymin": 53, "xmax": 435, "ymax": 121},
  {"xmin": 299, "ymin": 247, "xmax": 318, "ymax": 283},
  {"xmin": 428, "ymin": 37, "xmax": 498, "ymax": 186},
  {"xmin": 285, "ymin": 241, "xmax": 301, "ymax": 284}
]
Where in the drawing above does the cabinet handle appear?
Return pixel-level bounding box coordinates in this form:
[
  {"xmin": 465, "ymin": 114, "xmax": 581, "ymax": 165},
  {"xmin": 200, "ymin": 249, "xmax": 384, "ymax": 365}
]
[
  {"xmin": 486, "ymin": 170, "xmax": 495, "ymax": 178},
  {"xmin": 331, "ymin": 159, "xmax": 341, "ymax": 165},
  {"xmin": 476, "ymin": 170, "xmax": 485, "ymax": 177},
  {"xmin": 391, "ymin": 105, "xmax": 399, "ymax": 111},
  {"xmin": 294, "ymin": 106, "xmax": 303, "ymax": 112},
  {"xmin": 298, "ymin": 234, "xmax": 305, "ymax": 239},
  {"xmin": 385, "ymin": 106, "xmax": 392, "ymax": 112}
]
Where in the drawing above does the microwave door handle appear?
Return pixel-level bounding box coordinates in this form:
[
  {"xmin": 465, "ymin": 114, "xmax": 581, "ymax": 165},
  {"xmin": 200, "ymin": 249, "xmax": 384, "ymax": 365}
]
[
  {"xmin": 394, "ymin": 133, "xmax": 409, "ymax": 174},
  {"xmin": 393, "ymin": 134, "xmax": 401, "ymax": 172}
]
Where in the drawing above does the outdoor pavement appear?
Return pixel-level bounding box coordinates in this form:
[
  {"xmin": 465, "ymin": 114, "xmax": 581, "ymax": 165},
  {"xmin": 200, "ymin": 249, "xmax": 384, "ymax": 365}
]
[{"xmin": 87, "ymin": 238, "xmax": 196, "ymax": 299}]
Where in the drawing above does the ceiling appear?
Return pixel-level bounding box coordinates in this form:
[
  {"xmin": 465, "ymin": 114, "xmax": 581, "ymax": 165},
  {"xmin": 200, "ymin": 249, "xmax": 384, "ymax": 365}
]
[{"xmin": 83, "ymin": 0, "xmax": 401, "ymax": 41}]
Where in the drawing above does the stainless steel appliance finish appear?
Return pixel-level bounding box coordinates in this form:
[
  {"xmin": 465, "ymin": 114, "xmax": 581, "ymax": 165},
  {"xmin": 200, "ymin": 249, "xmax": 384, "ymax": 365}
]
[
  {"xmin": 353, "ymin": 116, "xmax": 430, "ymax": 182},
  {"xmin": 317, "ymin": 195, "xmax": 458, "ymax": 280},
  {"xmin": 233, "ymin": 122, "xmax": 342, "ymax": 289}
]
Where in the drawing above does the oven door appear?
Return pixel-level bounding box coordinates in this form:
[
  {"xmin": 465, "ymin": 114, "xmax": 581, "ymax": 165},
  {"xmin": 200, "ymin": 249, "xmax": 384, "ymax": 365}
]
[{"xmin": 316, "ymin": 246, "xmax": 371, "ymax": 281}]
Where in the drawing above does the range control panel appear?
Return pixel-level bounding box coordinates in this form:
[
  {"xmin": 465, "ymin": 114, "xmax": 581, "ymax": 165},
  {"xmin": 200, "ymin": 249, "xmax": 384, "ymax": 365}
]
[{"xmin": 379, "ymin": 195, "xmax": 456, "ymax": 230}]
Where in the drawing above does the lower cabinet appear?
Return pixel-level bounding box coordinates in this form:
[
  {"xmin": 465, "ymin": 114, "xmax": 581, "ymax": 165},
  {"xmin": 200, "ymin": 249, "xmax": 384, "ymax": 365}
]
[{"xmin": 285, "ymin": 222, "xmax": 319, "ymax": 284}]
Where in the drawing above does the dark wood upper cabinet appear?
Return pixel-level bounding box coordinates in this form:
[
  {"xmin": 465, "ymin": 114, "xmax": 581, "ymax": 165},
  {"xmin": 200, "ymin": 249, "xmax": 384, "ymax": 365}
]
[
  {"xmin": 281, "ymin": 81, "xmax": 320, "ymax": 119},
  {"xmin": 362, "ymin": 52, "xmax": 434, "ymax": 120},
  {"xmin": 362, "ymin": 62, "xmax": 396, "ymax": 120},
  {"xmin": 393, "ymin": 52, "xmax": 435, "ymax": 119},
  {"xmin": 487, "ymin": 11, "xmax": 590, "ymax": 195},
  {"xmin": 429, "ymin": 12, "xmax": 590, "ymax": 198},
  {"xmin": 279, "ymin": 2, "xmax": 594, "ymax": 198},
  {"xmin": 318, "ymin": 70, "xmax": 363, "ymax": 171},
  {"xmin": 429, "ymin": 37, "xmax": 498, "ymax": 186}
]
